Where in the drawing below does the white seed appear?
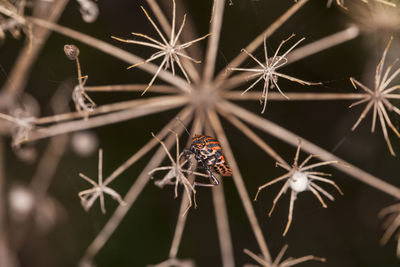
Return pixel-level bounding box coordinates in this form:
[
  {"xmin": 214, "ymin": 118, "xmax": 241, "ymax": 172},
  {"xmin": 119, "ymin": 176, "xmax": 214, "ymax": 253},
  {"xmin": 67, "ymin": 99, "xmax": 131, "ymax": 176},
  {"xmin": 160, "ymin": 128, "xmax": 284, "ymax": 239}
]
[{"xmin": 290, "ymin": 171, "xmax": 309, "ymax": 192}]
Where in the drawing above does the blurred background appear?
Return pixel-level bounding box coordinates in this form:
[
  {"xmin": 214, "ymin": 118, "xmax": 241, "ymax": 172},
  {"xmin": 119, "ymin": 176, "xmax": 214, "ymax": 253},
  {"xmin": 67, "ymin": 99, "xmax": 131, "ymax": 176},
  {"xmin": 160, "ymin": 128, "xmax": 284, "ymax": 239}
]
[{"xmin": 1, "ymin": 0, "xmax": 400, "ymax": 266}]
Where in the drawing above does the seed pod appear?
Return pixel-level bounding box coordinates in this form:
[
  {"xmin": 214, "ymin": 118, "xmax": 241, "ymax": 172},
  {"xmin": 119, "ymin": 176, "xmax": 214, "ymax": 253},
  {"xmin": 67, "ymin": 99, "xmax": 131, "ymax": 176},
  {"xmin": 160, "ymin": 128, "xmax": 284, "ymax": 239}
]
[{"xmin": 64, "ymin": 44, "xmax": 80, "ymax": 60}]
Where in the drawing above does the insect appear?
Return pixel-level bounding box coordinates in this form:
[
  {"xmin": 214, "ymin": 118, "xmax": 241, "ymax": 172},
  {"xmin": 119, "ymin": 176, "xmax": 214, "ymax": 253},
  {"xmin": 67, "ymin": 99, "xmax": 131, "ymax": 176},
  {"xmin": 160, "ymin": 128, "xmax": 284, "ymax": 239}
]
[{"xmin": 177, "ymin": 119, "xmax": 232, "ymax": 187}]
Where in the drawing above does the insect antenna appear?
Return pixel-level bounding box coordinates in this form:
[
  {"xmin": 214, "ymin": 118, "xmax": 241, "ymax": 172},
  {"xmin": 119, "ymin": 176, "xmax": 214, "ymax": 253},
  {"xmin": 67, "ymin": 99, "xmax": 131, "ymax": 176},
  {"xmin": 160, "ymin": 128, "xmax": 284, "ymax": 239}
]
[{"xmin": 176, "ymin": 117, "xmax": 192, "ymax": 138}]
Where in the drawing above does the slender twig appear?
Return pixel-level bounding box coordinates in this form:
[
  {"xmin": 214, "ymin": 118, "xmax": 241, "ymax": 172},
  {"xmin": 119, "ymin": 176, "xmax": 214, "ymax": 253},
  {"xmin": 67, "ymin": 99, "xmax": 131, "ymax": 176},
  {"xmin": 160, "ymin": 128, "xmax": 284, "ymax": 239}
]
[
  {"xmin": 23, "ymin": 96, "xmax": 189, "ymax": 143},
  {"xmin": 168, "ymin": 112, "xmax": 203, "ymax": 259},
  {"xmin": 208, "ymin": 108, "xmax": 272, "ymax": 263},
  {"xmin": 35, "ymin": 95, "xmax": 188, "ymax": 125},
  {"xmin": 286, "ymin": 25, "xmax": 359, "ymax": 64},
  {"xmin": 0, "ymin": 138, "xmax": 18, "ymax": 267},
  {"xmin": 218, "ymin": 108, "xmax": 288, "ymax": 166},
  {"xmin": 220, "ymin": 25, "xmax": 359, "ymax": 93},
  {"xmin": 0, "ymin": 0, "xmax": 68, "ymax": 106},
  {"xmin": 80, "ymin": 106, "xmax": 193, "ymax": 266},
  {"xmin": 27, "ymin": 17, "xmax": 189, "ymax": 91},
  {"xmin": 204, "ymin": 125, "xmax": 235, "ymax": 267},
  {"xmin": 218, "ymin": 100, "xmax": 400, "ymax": 199},
  {"xmin": 84, "ymin": 84, "xmax": 179, "ymax": 93},
  {"xmin": 215, "ymin": 0, "xmax": 309, "ymax": 83},
  {"xmin": 202, "ymin": 0, "xmax": 225, "ymax": 84},
  {"xmin": 212, "ymin": 179, "xmax": 235, "ymax": 267},
  {"xmin": 222, "ymin": 91, "xmax": 366, "ymax": 101}
]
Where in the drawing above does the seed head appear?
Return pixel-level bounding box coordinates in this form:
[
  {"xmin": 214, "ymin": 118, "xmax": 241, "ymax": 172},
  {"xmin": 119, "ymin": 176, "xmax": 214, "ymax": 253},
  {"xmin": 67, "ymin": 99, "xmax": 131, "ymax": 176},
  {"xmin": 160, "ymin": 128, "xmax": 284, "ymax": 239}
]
[{"xmin": 64, "ymin": 44, "xmax": 80, "ymax": 60}]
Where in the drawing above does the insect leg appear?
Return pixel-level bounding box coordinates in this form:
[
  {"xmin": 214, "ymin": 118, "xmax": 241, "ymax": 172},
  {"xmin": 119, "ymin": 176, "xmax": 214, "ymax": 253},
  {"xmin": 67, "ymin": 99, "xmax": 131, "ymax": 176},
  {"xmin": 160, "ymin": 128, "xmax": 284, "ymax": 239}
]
[{"xmin": 183, "ymin": 149, "xmax": 194, "ymax": 173}]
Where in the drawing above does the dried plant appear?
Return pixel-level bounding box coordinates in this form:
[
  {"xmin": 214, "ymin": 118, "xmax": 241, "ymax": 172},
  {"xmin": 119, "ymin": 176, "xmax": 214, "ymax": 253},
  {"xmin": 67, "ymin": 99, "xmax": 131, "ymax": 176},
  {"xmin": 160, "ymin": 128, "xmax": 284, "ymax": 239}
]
[
  {"xmin": 254, "ymin": 139, "xmax": 343, "ymax": 236},
  {"xmin": 0, "ymin": 0, "xmax": 31, "ymax": 42},
  {"xmin": 228, "ymin": 34, "xmax": 321, "ymax": 113},
  {"xmin": 78, "ymin": 149, "xmax": 126, "ymax": 214},
  {"xmin": 349, "ymin": 36, "xmax": 400, "ymax": 156},
  {"xmin": 64, "ymin": 44, "xmax": 96, "ymax": 116},
  {"xmin": 112, "ymin": 0, "xmax": 210, "ymax": 95},
  {"xmin": 327, "ymin": 0, "xmax": 396, "ymax": 8},
  {"xmin": 149, "ymin": 130, "xmax": 208, "ymax": 210},
  {"xmin": 148, "ymin": 258, "xmax": 195, "ymax": 267},
  {"xmin": 379, "ymin": 202, "xmax": 400, "ymax": 257},
  {"xmin": 243, "ymin": 245, "xmax": 325, "ymax": 267},
  {"xmin": 1, "ymin": 0, "xmax": 400, "ymax": 266}
]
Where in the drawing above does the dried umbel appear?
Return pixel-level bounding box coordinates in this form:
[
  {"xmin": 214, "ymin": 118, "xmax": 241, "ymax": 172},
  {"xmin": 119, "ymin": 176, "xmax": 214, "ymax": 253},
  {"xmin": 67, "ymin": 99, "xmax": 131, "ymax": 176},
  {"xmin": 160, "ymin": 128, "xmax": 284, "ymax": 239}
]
[
  {"xmin": 229, "ymin": 34, "xmax": 321, "ymax": 113},
  {"xmin": 348, "ymin": 36, "xmax": 400, "ymax": 156},
  {"xmin": 78, "ymin": 149, "xmax": 126, "ymax": 214},
  {"xmin": 254, "ymin": 139, "xmax": 343, "ymax": 236},
  {"xmin": 149, "ymin": 131, "xmax": 208, "ymax": 210},
  {"xmin": 112, "ymin": 0, "xmax": 210, "ymax": 95}
]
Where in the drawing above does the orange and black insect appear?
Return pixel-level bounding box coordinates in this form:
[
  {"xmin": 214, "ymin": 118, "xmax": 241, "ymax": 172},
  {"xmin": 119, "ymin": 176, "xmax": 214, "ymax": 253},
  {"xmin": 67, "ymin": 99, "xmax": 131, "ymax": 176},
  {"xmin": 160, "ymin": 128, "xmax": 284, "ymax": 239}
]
[
  {"xmin": 184, "ymin": 134, "xmax": 232, "ymax": 187},
  {"xmin": 177, "ymin": 118, "xmax": 232, "ymax": 187}
]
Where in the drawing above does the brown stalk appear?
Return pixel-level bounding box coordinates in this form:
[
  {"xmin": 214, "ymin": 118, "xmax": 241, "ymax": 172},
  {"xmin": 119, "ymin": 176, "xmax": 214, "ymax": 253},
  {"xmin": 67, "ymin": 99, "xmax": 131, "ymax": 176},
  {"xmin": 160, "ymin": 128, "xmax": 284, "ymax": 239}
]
[
  {"xmin": 207, "ymin": 108, "xmax": 272, "ymax": 263},
  {"xmin": 204, "ymin": 125, "xmax": 235, "ymax": 267},
  {"xmin": 217, "ymin": 108, "xmax": 288, "ymax": 166},
  {"xmin": 0, "ymin": 0, "xmax": 68, "ymax": 106},
  {"xmin": 0, "ymin": 138, "xmax": 18, "ymax": 267},
  {"xmin": 286, "ymin": 25, "xmax": 359, "ymax": 64},
  {"xmin": 218, "ymin": 100, "xmax": 400, "ymax": 199},
  {"xmin": 168, "ymin": 112, "xmax": 203, "ymax": 260},
  {"xmin": 84, "ymin": 84, "xmax": 179, "ymax": 93},
  {"xmin": 215, "ymin": 0, "xmax": 309, "ymax": 84},
  {"xmin": 24, "ymin": 96, "xmax": 189, "ymax": 143},
  {"xmin": 27, "ymin": 17, "xmax": 189, "ymax": 92},
  {"xmin": 222, "ymin": 91, "xmax": 366, "ymax": 101},
  {"xmin": 212, "ymin": 179, "xmax": 235, "ymax": 267},
  {"xmin": 35, "ymin": 95, "xmax": 188, "ymax": 125},
  {"xmin": 80, "ymin": 106, "xmax": 194, "ymax": 265},
  {"xmin": 202, "ymin": 0, "xmax": 225, "ymax": 84}
]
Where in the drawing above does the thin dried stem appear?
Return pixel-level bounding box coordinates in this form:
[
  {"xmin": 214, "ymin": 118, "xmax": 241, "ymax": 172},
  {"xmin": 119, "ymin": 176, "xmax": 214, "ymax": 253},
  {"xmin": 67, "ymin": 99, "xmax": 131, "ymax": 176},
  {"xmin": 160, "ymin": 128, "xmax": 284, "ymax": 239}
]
[
  {"xmin": 221, "ymin": 91, "xmax": 366, "ymax": 101},
  {"xmin": 0, "ymin": 138, "xmax": 18, "ymax": 267},
  {"xmin": 168, "ymin": 112, "xmax": 203, "ymax": 259},
  {"xmin": 0, "ymin": 0, "xmax": 68, "ymax": 106},
  {"xmin": 28, "ymin": 17, "xmax": 189, "ymax": 91},
  {"xmin": 23, "ymin": 96, "xmax": 189, "ymax": 143},
  {"xmin": 80, "ymin": 107, "xmax": 193, "ymax": 266},
  {"xmin": 218, "ymin": 108, "xmax": 288, "ymax": 167},
  {"xmin": 215, "ymin": 0, "xmax": 309, "ymax": 83},
  {"xmin": 207, "ymin": 108, "xmax": 272, "ymax": 263},
  {"xmin": 202, "ymin": 0, "xmax": 224, "ymax": 84},
  {"xmin": 286, "ymin": 25, "xmax": 359, "ymax": 64},
  {"xmin": 219, "ymin": 100, "xmax": 400, "ymax": 199},
  {"xmin": 35, "ymin": 95, "xmax": 186, "ymax": 125},
  {"xmin": 212, "ymin": 179, "xmax": 235, "ymax": 267},
  {"xmin": 29, "ymin": 135, "xmax": 68, "ymax": 197},
  {"xmin": 204, "ymin": 124, "xmax": 235, "ymax": 267},
  {"xmin": 84, "ymin": 84, "xmax": 179, "ymax": 93}
]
